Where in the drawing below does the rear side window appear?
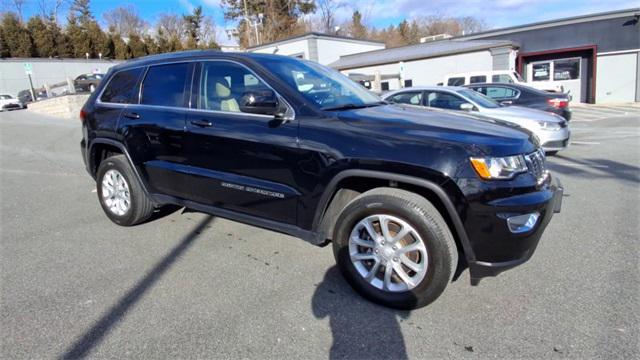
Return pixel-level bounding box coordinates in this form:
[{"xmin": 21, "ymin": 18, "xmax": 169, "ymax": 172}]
[
  {"xmin": 469, "ymin": 75, "xmax": 486, "ymax": 84},
  {"xmin": 485, "ymin": 87, "xmax": 518, "ymax": 99},
  {"xmin": 388, "ymin": 91, "xmax": 423, "ymax": 105},
  {"xmin": 141, "ymin": 63, "xmax": 190, "ymax": 107},
  {"xmin": 447, "ymin": 77, "xmax": 465, "ymax": 86},
  {"xmin": 100, "ymin": 68, "xmax": 143, "ymax": 104}
]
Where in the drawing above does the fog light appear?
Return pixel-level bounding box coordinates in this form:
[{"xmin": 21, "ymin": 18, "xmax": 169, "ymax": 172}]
[{"xmin": 507, "ymin": 212, "xmax": 540, "ymax": 233}]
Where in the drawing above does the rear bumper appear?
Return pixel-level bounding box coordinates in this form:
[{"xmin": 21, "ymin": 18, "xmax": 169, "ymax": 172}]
[
  {"xmin": 466, "ymin": 176, "xmax": 563, "ymax": 284},
  {"xmin": 539, "ymin": 127, "xmax": 570, "ymax": 152}
]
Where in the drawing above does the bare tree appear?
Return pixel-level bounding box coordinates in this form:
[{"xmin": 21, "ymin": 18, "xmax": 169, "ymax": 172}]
[
  {"xmin": 156, "ymin": 13, "xmax": 184, "ymax": 40},
  {"xmin": 104, "ymin": 5, "xmax": 148, "ymax": 36},
  {"xmin": 37, "ymin": 0, "xmax": 68, "ymax": 22},
  {"xmin": 316, "ymin": 0, "xmax": 344, "ymax": 34},
  {"xmin": 6, "ymin": 0, "xmax": 26, "ymax": 20}
]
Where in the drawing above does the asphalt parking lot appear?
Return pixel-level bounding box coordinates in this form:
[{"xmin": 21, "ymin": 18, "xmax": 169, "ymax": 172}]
[{"xmin": 1, "ymin": 108, "xmax": 638, "ymax": 359}]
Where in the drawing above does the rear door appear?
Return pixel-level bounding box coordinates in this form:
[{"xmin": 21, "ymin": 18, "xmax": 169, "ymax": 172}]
[
  {"xmin": 93, "ymin": 67, "xmax": 144, "ymax": 136},
  {"xmin": 424, "ymin": 90, "xmax": 467, "ymax": 110},
  {"xmin": 181, "ymin": 60, "xmax": 301, "ymax": 225},
  {"xmin": 119, "ymin": 62, "xmax": 193, "ymax": 199}
]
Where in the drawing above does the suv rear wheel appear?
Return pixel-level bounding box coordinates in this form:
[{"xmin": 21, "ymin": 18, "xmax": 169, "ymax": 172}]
[
  {"xmin": 332, "ymin": 188, "xmax": 457, "ymax": 309},
  {"xmin": 96, "ymin": 155, "xmax": 154, "ymax": 226}
]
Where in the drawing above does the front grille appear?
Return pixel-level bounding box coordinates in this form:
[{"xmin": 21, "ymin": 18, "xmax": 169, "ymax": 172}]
[{"xmin": 525, "ymin": 149, "xmax": 548, "ymax": 184}]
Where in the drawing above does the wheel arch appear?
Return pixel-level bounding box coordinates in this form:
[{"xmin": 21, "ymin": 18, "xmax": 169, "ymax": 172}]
[
  {"xmin": 89, "ymin": 138, "xmax": 154, "ymax": 201},
  {"xmin": 313, "ymin": 170, "xmax": 475, "ymax": 266}
]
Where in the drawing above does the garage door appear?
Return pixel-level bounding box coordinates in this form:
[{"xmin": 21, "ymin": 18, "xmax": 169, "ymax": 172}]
[{"xmin": 596, "ymin": 52, "xmax": 638, "ymax": 103}]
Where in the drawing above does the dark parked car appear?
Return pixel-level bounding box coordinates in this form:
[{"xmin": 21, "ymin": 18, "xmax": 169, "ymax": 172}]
[
  {"xmin": 18, "ymin": 89, "xmax": 47, "ymax": 104},
  {"xmin": 74, "ymin": 73, "xmax": 104, "ymax": 93},
  {"xmin": 80, "ymin": 51, "xmax": 563, "ymax": 309},
  {"xmin": 464, "ymin": 83, "xmax": 572, "ymax": 121}
]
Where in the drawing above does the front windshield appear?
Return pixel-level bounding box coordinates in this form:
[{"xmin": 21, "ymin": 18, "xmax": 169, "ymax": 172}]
[
  {"xmin": 260, "ymin": 57, "xmax": 382, "ymax": 110},
  {"xmin": 458, "ymin": 89, "xmax": 500, "ymax": 109}
]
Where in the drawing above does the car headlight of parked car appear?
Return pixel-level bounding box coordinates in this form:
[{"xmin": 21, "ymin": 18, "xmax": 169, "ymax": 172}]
[
  {"xmin": 537, "ymin": 120, "xmax": 562, "ymax": 131},
  {"xmin": 470, "ymin": 155, "xmax": 528, "ymax": 180}
]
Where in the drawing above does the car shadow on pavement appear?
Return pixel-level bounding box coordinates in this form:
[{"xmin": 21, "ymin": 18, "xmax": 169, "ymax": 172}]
[
  {"xmin": 549, "ymin": 155, "xmax": 640, "ymax": 184},
  {"xmin": 60, "ymin": 216, "xmax": 215, "ymax": 360},
  {"xmin": 312, "ymin": 267, "xmax": 410, "ymax": 360}
]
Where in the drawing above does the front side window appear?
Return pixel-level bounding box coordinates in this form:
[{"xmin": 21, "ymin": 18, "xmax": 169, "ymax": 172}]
[
  {"xmin": 259, "ymin": 57, "xmax": 381, "ymax": 110},
  {"xmin": 553, "ymin": 58, "xmax": 580, "ymax": 80},
  {"xmin": 388, "ymin": 91, "xmax": 423, "ymax": 105},
  {"xmin": 100, "ymin": 68, "xmax": 143, "ymax": 104},
  {"xmin": 424, "ymin": 91, "xmax": 466, "ymax": 110},
  {"xmin": 199, "ymin": 61, "xmax": 271, "ymax": 113},
  {"xmin": 458, "ymin": 89, "xmax": 500, "ymax": 108},
  {"xmin": 447, "ymin": 77, "xmax": 465, "ymax": 86},
  {"xmin": 141, "ymin": 63, "xmax": 190, "ymax": 107},
  {"xmin": 469, "ymin": 75, "xmax": 486, "ymax": 84},
  {"xmin": 532, "ymin": 62, "xmax": 551, "ymax": 81}
]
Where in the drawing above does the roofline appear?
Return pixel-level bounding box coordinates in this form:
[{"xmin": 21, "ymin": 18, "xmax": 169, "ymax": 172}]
[
  {"xmin": 332, "ymin": 40, "xmax": 517, "ymax": 70},
  {"xmin": 0, "ymin": 57, "xmax": 123, "ymax": 62},
  {"xmin": 456, "ymin": 7, "xmax": 640, "ymax": 40},
  {"xmin": 246, "ymin": 32, "xmax": 385, "ymax": 51}
]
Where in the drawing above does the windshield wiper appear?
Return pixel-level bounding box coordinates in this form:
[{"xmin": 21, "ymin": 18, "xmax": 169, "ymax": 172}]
[{"xmin": 322, "ymin": 101, "xmax": 387, "ymax": 111}]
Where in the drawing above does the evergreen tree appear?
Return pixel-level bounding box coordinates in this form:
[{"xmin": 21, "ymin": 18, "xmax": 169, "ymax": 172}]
[
  {"xmin": 102, "ymin": 34, "xmax": 116, "ymax": 59},
  {"xmin": 183, "ymin": 6, "xmax": 203, "ymax": 49},
  {"xmin": 143, "ymin": 35, "xmax": 158, "ymax": 55},
  {"xmin": 127, "ymin": 34, "xmax": 147, "ymax": 58},
  {"xmin": 350, "ymin": 11, "xmax": 367, "ymax": 39},
  {"xmin": 27, "ymin": 17, "xmax": 57, "ymax": 57},
  {"xmin": 113, "ymin": 35, "xmax": 131, "ymax": 59},
  {"xmin": 56, "ymin": 31, "xmax": 73, "ymax": 58},
  {"xmin": 1, "ymin": 12, "xmax": 34, "ymax": 57},
  {"xmin": 66, "ymin": 17, "xmax": 91, "ymax": 57},
  {"xmin": 0, "ymin": 25, "xmax": 11, "ymax": 58}
]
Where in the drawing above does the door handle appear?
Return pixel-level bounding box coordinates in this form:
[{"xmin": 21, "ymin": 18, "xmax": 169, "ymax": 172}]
[
  {"xmin": 190, "ymin": 119, "xmax": 213, "ymax": 127},
  {"xmin": 123, "ymin": 112, "xmax": 140, "ymax": 120}
]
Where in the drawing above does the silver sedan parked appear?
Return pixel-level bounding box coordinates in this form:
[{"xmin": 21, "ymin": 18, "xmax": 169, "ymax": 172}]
[{"xmin": 382, "ymin": 86, "xmax": 570, "ymax": 154}]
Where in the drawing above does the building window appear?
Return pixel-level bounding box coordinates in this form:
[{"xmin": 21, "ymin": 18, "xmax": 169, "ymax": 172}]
[
  {"xmin": 381, "ymin": 81, "xmax": 389, "ymax": 91},
  {"xmin": 553, "ymin": 58, "xmax": 580, "ymax": 80},
  {"xmin": 532, "ymin": 62, "xmax": 551, "ymax": 81},
  {"xmin": 404, "ymin": 79, "xmax": 413, "ymax": 87},
  {"xmin": 469, "ymin": 75, "xmax": 486, "ymax": 84}
]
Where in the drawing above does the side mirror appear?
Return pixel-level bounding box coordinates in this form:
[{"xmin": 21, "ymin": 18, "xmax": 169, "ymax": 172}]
[
  {"xmin": 460, "ymin": 103, "xmax": 475, "ymax": 111},
  {"xmin": 240, "ymin": 89, "xmax": 279, "ymax": 116}
]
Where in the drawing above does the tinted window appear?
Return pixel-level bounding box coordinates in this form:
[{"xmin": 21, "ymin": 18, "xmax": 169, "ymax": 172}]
[
  {"xmin": 492, "ymin": 74, "xmax": 514, "ymax": 83},
  {"xmin": 141, "ymin": 63, "xmax": 190, "ymax": 107},
  {"xmin": 381, "ymin": 82, "xmax": 389, "ymax": 91},
  {"xmin": 404, "ymin": 79, "xmax": 413, "ymax": 87},
  {"xmin": 554, "ymin": 58, "xmax": 580, "ymax": 80},
  {"xmin": 425, "ymin": 91, "xmax": 466, "ymax": 110},
  {"xmin": 485, "ymin": 86, "xmax": 518, "ymax": 99},
  {"xmin": 458, "ymin": 89, "xmax": 500, "ymax": 108},
  {"xmin": 388, "ymin": 91, "xmax": 422, "ymax": 105},
  {"xmin": 447, "ymin": 77, "xmax": 465, "ymax": 86},
  {"xmin": 100, "ymin": 68, "xmax": 143, "ymax": 104},
  {"xmin": 469, "ymin": 75, "xmax": 486, "ymax": 84},
  {"xmin": 532, "ymin": 63, "xmax": 550, "ymax": 81},
  {"xmin": 199, "ymin": 61, "xmax": 271, "ymax": 113}
]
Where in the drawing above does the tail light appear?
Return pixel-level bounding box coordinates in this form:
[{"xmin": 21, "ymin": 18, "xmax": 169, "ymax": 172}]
[
  {"xmin": 548, "ymin": 98, "xmax": 569, "ymax": 108},
  {"xmin": 79, "ymin": 109, "xmax": 87, "ymax": 122}
]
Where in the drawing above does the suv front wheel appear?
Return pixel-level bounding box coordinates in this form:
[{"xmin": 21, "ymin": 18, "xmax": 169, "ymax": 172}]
[
  {"xmin": 332, "ymin": 188, "xmax": 458, "ymax": 309},
  {"xmin": 96, "ymin": 155, "xmax": 155, "ymax": 226}
]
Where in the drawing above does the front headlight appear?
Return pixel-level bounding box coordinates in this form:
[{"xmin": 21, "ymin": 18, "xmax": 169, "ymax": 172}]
[
  {"xmin": 537, "ymin": 120, "xmax": 562, "ymax": 131},
  {"xmin": 470, "ymin": 155, "xmax": 527, "ymax": 180}
]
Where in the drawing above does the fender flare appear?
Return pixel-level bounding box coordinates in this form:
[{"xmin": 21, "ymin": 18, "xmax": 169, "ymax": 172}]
[
  {"xmin": 88, "ymin": 138, "xmax": 154, "ymax": 201},
  {"xmin": 312, "ymin": 169, "xmax": 475, "ymax": 262}
]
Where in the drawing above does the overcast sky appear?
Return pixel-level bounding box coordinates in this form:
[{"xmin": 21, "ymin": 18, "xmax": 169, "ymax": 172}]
[{"xmin": 11, "ymin": 0, "xmax": 639, "ymax": 45}]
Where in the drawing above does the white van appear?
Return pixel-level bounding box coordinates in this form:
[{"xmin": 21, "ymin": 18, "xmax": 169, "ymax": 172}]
[{"xmin": 442, "ymin": 70, "xmax": 564, "ymax": 93}]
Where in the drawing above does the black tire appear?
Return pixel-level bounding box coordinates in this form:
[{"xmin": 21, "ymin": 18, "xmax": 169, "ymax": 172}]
[
  {"xmin": 332, "ymin": 187, "xmax": 458, "ymax": 310},
  {"xmin": 96, "ymin": 154, "xmax": 155, "ymax": 226}
]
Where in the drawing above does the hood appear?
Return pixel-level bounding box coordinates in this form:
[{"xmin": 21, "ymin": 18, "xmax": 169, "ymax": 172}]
[
  {"xmin": 480, "ymin": 105, "xmax": 566, "ymax": 124},
  {"xmin": 336, "ymin": 104, "xmax": 538, "ymax": 156}
]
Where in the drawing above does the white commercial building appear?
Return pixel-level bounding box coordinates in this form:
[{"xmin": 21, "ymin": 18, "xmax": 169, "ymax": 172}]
[{"xmin": 247, "ymin": 32, "xmax": 385, "ymax": 66}]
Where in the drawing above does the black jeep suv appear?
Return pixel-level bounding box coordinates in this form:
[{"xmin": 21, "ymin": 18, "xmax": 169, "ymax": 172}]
[{"xmin": 80, "ymin": 51, "xmax": 563, "ymax": 309}]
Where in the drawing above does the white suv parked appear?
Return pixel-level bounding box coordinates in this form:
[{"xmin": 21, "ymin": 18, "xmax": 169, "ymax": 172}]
[{"xmin": 443, "ymin": 70, "xmax": 564, "ymax": 93}]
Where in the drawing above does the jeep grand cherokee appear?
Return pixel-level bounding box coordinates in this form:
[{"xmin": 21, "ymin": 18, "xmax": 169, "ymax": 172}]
[{"xmin": 80, "ymin": 51, "xmax": 563, "ymax": 309}]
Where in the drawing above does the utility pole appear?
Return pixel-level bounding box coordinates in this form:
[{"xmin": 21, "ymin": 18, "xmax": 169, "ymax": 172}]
[{"xmin": 243, "ymin": 0, "xmax": 251, "ymax": 46}]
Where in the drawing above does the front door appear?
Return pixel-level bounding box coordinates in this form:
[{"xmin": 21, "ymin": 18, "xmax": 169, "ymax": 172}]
[{"xmin": 182, "ymin": 60, "xmax": 301, "ymax": 225}]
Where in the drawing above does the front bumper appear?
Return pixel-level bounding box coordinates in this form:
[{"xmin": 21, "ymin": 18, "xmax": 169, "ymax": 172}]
[
  {"xmin": 466, "ymin": 176, "xmax": 563, "ymax": 285},
  {"xmin": 538, "ymin": 127, "xmax": 570, "ymax": 152}
]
